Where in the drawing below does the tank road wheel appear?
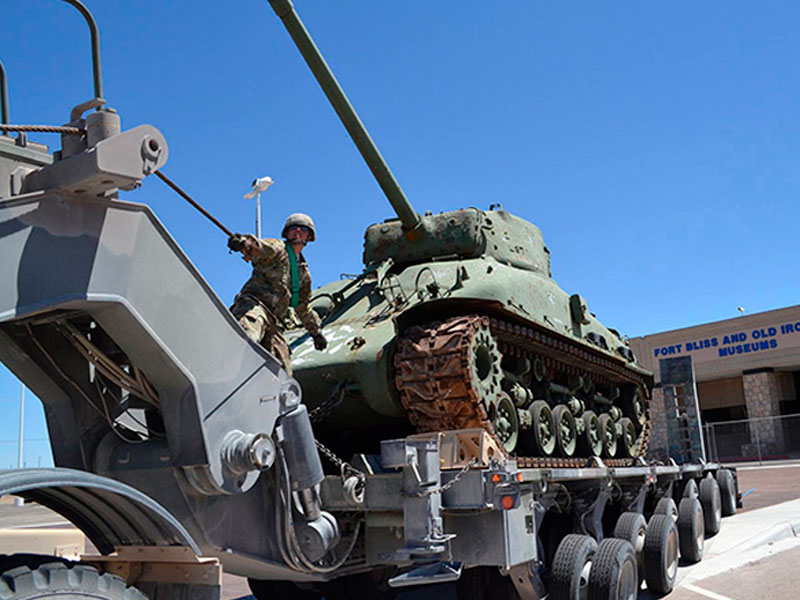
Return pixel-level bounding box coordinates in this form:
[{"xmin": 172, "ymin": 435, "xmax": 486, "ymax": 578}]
[
  {"xmin": 491, "ymin": 393, "xmax": 519, "ymax": 453},
  {"xmin": 550, "ymin": 534, "xmax": 597, "ymax": 600},
  {"xmin": 612, "ymin": 512, "xmax": 647, "ymax": 583},
  {"xmin": 587, "ymin": 538, "xmax": 638, "ymax": 600},
  {"xmin": 699, "ymin": 477, "xmax": 722, "ymax": 535},
  {"xmin": 616, "ymin": 418, "xmax": 637, "ymax": 459},
  {"xmin": 552, "ymin": 405, "xmax": 577, "ymax": 458},
  {"xmin": 677, "ymin": 497, "xmax": 704, "ymax": 563},
  {"xmin": 524, "ymin": 400, "xmax": 556, "ymax": 456},
  {"xmin": 598, "ymin": 414, "xmax": 618, "ymax": 458},
  {"xmin": 579, "ymin": 410, "xmax": 604, "ymax": 457},
  {"xmin": 621, "ymin": 386, "xmax": 647, "ymax": 429},
  {"xmin": 653, "ymin": 497, "xmax": 679, "ymax": 522},
  {"xmin": 0, "ymin": 562, "xmax": 147, "ymax": 600},
  {"xmin": 716, "ymin": 469, "xmax": 737, "ymax": 516},
  {"xmin": 643, "ymin": 515, "xmax": 679, "ymax": 595}
]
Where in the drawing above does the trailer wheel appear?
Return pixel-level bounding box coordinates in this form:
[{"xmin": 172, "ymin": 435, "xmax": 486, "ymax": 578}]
[
  {"xmin": 616, "ymin": 418, "xmax": 637, "ymax": 459},
  {"xmin": 653, "ymin": 497, "xmax": 678, "ymax": 522},
  {"xmin": 598, "ymin": 414, "xmax": 618, "ymax": 458},
  {"xmin": 249, "ymin": 578, "xmax": 323, "ymax": 600},
  {"xmin": 643, "ymin": 515, "xmax": 679, "ymax": 595},
  {"xmin": 612, "ymin": 512, "xmax": 646, "ymax": 583},
  {"xmin": 716, "ymin": 469, "xmax": 737, "ymax": 516},
  {"xmin": 699, "ymin": 477, "xmax": 722, "ymax": 535},
  {"xmin": 682, "ymin": 479, "xmax": 698, "ymax": 498},
  {"xmin": 0, "ymin": 561, "xmax": 147, "ymax": 600},
  {"xmin": 550, "ymin": 534, "xmax": 597, "ymax": 600},
  {"xmin": 587, "ymin": 538, "xmax": 638, "ymax": 600},
  {"xmin": 454, "ymin": 566, "xmax": 520, "ymax": 600},
  {"xmin": 677, "ymin": 497, "xmax": 704, "ymax": 563},
  {"xmin": 553, "ymin": 405, "xmax": 577, "ymax": 457}
]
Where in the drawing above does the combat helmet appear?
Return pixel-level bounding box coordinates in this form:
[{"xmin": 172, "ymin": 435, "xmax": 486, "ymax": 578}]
[{"xmin": 282, "ymin": 213, "xmax": 316, "ymax": 242}]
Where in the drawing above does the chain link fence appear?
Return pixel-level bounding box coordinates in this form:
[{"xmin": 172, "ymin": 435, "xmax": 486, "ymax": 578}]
[{"xmin": 703, "ymin": 413, "xmax": 800, "ymax": 463}]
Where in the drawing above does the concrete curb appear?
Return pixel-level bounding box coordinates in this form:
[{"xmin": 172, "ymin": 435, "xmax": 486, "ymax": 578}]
[{"xmin": 728, "ymin": 518, "xmax": 800, "ymax": 554}]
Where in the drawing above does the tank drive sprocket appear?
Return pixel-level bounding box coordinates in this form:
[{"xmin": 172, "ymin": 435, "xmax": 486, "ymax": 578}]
[{"xmin": 395, "ymin": 314, "xmax": 651, "ymax": 468}]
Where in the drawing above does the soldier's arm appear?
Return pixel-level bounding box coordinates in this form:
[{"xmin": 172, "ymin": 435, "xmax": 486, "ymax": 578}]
[
  {"xmin": 296, "ymin": 272, "xmax": 321, "ymax": 336},
  {"xmin": 241, "ymin": 236, "xmax": 284, "ymax": 263}
]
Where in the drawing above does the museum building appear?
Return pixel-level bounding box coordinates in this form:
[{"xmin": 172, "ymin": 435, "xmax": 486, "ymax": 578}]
[{"xmin": 628, "ymin": 304, "xmax": 800, "ymax": 460}]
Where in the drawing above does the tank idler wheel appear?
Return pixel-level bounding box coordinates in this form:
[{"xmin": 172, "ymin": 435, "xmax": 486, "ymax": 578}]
[
  {"xmin": 621, "ymin": 386, "xmax": 647, "ymax": 428},
  {"xmin": 653, "ymin": 496, "xmax": 678, "ymax": 523},
  {"xmin": 0, "ymin": 561, "xmax": 148, "ymax": 600},
  {"xmin": 643, "ymin": 514, "xmax": 679, "ymax": 595},
  {"xmin": 598, "ymin": 414, "xmax": 618, "ymax": 458},
  {"xmin": 716, "ymin": 469, "xmax": 737, "ymax": 516},
  {"xmin": 491, "ymin": 393, "xmax": 519, "ymax": 453},
  {"xmin": 550, "ymin": 534, "xmax": 597, "ymax": 600},
  {"xmin": 579, "ymin": 410, "xmax": 603, "ymax": 457},
  {"xmin": 677, "ymin": 496, "xmax": 705, "ymax": 563},
  {"xmin": 612, "ymin": 512, "xmax": 647, "ymax": 584},
  {"xmin": 552, "ymin": 405, "xmax": 577, "ymax": 458},
  {"xmin": 587, "ymin": 537, "xmax": 638, "ymax": 600},
  {"xmin": 616, "ymin": 417, "xmax": 637, "ymax": 459},
  {"xmin": 528, "ymin": 400, "xmax": 556, "ymax": 456},
  {"xmin": 699, "ymin": 476, "xmax": 722, "ymax": 535}
]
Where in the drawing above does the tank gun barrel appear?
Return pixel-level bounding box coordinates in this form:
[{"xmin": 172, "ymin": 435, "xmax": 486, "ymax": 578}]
[{"xmin": 267, "ymin": 0, "xmax": 421, "ymax": 234}]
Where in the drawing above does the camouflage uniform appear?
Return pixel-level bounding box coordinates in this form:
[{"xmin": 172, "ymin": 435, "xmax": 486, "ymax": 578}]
[{"xmin": 230, "ymin": 235, "xmax": 320, "ymax": 375}]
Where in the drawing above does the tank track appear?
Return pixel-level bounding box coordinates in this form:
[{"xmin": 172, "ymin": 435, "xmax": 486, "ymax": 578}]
[{"xmin": 394, "ymin": 314, "xmax": 651, "ymax": 468}]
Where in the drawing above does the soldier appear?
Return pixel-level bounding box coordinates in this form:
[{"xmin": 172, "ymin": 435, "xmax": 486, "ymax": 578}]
[{"xmin": 227, "ymin": 213, "xmax": 327, "ymax": 374}]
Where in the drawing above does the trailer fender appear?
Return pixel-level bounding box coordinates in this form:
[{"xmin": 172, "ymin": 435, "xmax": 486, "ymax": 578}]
[{"xmin": 0, "ymin": 468, "xmax": 199, "ymax": 556}]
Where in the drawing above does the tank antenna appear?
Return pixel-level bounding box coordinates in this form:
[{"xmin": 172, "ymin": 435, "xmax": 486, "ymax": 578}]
[
  {"xmin": 0, "ymin": 58, "xmax": 9, "ymax": 127},
  {"xmin": 59, "ymin": 0, "xmax": 104, "ymax": 103},
  {"xmin": 267, "ymin": 0, "xmax": 422, "ymax": 237}
]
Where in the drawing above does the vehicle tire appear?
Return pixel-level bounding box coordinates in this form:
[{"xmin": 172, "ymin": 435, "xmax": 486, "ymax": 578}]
[
  {"xmin": 598, "ymin": 414, "xmax": 618, "ymax": 458},
  {"xmin": 716, "ymin": 469, "xmax": 737, "ymax": 516},
  {"xmin": 612, "ymin": 512, "xmax": 647, "ymax": 583},
  {"xmin": 587, "ymin": 537, "xmax": 638, "ymax": 600},
  {"xmin": 682, "ymin": 479, "xmax": 698, "ymax": 498},
  {"xmin": 578, "ymin": 410, "xmax": 603, "ymax": 457},
  {"xmin": 643, "ymin": 514, "xmax": 679, "ymax": 595},
  {"xmin": 553, "ymin": 405, "xmax": 577, "ymax": 458},
  {"xmin": 527, "ymin": 400, "xmax": 556, "ymax": 456},
  {"xmin": 616, "ymin": 418, "xmax": 637, "ymax": 459},
  {"xmin": 550, "ymin": 534, "xmax": 597, "ymax": 600},
  {"xmin": 250, "ymin": 578, "xmax": 323, "ymax": 600},
  {"xmin": 677, "ymin": 497, "xmax": 704, "ymax": 563},
  {"xmin": 653, "ymin": 497, "xmax": 678, "ymax": 522},
  {"xmin": 0, "ymin": 561, "xmax": 147, "ymax": 600},
  {"xmin": 455, "ymin": 566, "xmax": 520, "ymax": 600},
  {"xmin": 699, "ymin": 477, "xmax": 722, "ymax": 536}
]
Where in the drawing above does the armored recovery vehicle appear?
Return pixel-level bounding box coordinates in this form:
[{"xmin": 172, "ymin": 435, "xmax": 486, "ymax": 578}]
[{"xmin": 0, "ymin": 2, "xmax": 740, "ymax": 599}]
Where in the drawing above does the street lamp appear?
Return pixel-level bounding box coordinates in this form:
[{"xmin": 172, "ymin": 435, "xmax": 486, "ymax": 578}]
[{"xmin": 243, "ymin": 176, "xmax": 274, "ymax": 239}]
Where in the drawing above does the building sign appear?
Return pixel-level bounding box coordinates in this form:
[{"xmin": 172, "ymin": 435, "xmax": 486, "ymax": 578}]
[{"xmin": 652, "ymin": 319, "xmax": 800, "ymax": 362}]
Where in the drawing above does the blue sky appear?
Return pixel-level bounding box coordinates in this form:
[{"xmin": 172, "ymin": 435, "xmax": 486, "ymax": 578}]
[{"xmin": 1, "ymin": 1, "xmax": 798, "ymax": 467}]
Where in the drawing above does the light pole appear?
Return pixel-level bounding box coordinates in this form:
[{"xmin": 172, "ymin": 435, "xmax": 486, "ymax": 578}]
[
  {"xmin": 15, "ymin": 383, "xmax": 24, "ymax": 506},
  {"xmin": 244, "ymin": 176, "xmax": 274, "ymax": 239}
]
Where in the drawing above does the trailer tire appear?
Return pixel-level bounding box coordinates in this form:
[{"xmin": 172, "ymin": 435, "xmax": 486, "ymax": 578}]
[
  {"xmin": 716, "ymin": 469, "xmax": 737, "ymax": 516},
  {"xmin": 682, "ymin": 479, "xmax": 698, "ymax": 499},
  {"xmin": 587, "ymin": 538, "xmax": 638, "ymax": 600},
  {"xmin": 249, "ymin": 578, "xmax": 322, "ymax": 600},
  {"xmin": 612, "ymin": 512, "xmax": 646, "ymax": 583},
  {"xmin": 0, "ymin": 561, "xmax": 147, "ymax": 600},
  {"xmin": 653, "ymin": 497, "xmax": 678, "ymax": 522},
  {"xmin": 550, "ymin": 534, "xmax": 597, "ymax": 600},
  {"xmin": 677, "ymin": 497, "xmax": 704, "ymax": 563},
  {"xmin": 699, "ymin": 477, "xmax": 722, "ymax": 535},
  {"xmin": 643, "ymin": 515, "xmax": 679, "ymax": 595}
]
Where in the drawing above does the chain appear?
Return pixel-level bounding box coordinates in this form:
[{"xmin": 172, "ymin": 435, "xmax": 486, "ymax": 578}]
[
  {"xmin": 309, "ymin": 381, "xmax": 348, "ymax": 424},
  {"xmin": 411, "ymin": 458, "xmax": 478, "ymax": 497},
  {"xmin": 0, "ymin": 124, "xmax": 84, "ymax": 134}
]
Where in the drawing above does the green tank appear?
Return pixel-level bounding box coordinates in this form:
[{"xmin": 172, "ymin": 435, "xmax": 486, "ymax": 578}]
[{"xmin": 271, "ymin": 0, "xmax": 653, "ymax": 465}]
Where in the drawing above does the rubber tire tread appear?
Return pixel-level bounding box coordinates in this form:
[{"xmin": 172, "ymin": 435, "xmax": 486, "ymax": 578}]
[
  {"xmin": 653, "ymin": 497, "xmax": 678, "ymax": 521},
  {"xmin": 677, "ymin": 497, "xmax": 704, "ymax": 563},
  {"xmin": 682, "ymin": 479, "xmax": 698, "ymax": 498},
  {"xmin": 0, "ymin": 561, "xmax": 147, "ymax": 599},
  {"xmin": 699, "ymin": 477, "xmax": 722, "ymax": 535},
  {"xmin": 717, "ymin": 469, "xmax": 737, "ymax": 516},
  {"xmin": 587, "ymin": 537, "xmax": 638, "ymax": 600},
  {"xmin": 643, "ymin": 515, "xmax": 678, "ymax": 595},
  {"xmin": 550, "ymin": 534, "xmax": 597, "ymax": 600},
  {"xmin": 612, "ymin": 512, "xmax": 646, "ymax": 583}
]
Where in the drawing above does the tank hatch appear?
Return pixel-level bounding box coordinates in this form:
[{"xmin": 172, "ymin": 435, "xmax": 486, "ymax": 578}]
[{"xmin": 363, "ymin": 207, "xmax": 551, "ymax": 276}]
